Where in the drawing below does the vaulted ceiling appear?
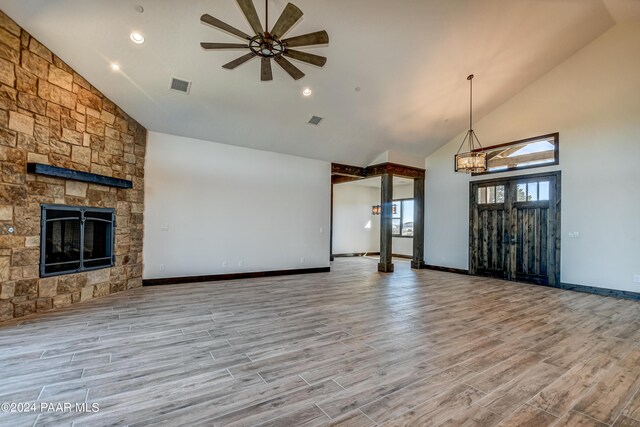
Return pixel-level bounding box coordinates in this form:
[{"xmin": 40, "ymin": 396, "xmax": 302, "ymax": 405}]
[{"xmin": 2, "ymin": 0, "xmax": 637, "ymax": 166}]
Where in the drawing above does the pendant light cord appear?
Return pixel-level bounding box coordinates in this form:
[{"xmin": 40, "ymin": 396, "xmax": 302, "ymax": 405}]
[
  {"xmin": 455, "ymin": 74, "xmax": 487, "ymax": 172},
  {"xmin": 468, "ymin": 75, "xmax": 473, "ymax": 152},
  {"xmin": 265, "ymin": 0, "xmax": 269, "ymax": 32},
  {"xmin": 455, "ymin": 74, "xmax": 484, "ymax": 155},
  {"xmin": 469, "ymin": 76, "xmax": 473, "ymax": 131}
]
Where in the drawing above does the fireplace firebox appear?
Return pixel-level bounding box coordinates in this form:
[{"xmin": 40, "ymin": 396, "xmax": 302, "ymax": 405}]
[{"xmin": 40, "ymin": 205, "xmax": 115, "ymax": 277}]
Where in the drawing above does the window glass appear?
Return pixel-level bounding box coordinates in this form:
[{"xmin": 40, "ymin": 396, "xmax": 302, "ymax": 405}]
[
  {"xmin": 487, "ymin": 187, "xmax": 496, "ymax": 204},
  {"xmin": 481, "ymin": 181, "xmax": 551, "ymax": 205},
  {"xmin": 480, "ymin": 134, "xmax": 558, "ymax": 174},
  {"xmin": 392, "ymin": 219, "xmax": 401, "ymax": 235},
  {"xmin": 478, "ymin": 188, "xmax": 487, "ymax": 204},
  {"xmin": 517, "ymin": 184, "xmax": 527, "ymax": 202},
  {"xmin": 539, "ymin": 181, "xmax": 550, "ymax": 201},
  {"xmin": 401, "ymin": 200, "xmax": 414, "ymax": 237},
  {"xmin": 527, "ymin": 182, "xmax": 538, "ymax": 201},
  {"xmin": 478, "ymin": 186, "xmax": 505, "ymax": 205},
  {"xmin": 391, "ymin": 199, "xmax": 415, "ymax": 237},
  {"xmin": 392, "ymin": 203, "xmax": 401, "ymax": 219}
]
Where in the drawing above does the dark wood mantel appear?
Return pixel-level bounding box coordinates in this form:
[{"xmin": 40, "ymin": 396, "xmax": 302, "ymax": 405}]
[{"xmin": 27, "ymin": 163, "xmax": 133, "ymax": 189}]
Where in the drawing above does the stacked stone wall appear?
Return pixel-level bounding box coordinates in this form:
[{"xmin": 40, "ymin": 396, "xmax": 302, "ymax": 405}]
[{"xmin": 0, "ymin": 10, "xmax": 146, "ymax": 321}]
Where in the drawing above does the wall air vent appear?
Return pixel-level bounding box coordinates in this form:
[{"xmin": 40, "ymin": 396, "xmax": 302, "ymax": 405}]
[
  {"xmin": 308, "ymin": 116, "xmax": 323, "ymax": 125},
  {"xmin": 170, "ymin": 77, "xmax": 191, "ymax": 94}
]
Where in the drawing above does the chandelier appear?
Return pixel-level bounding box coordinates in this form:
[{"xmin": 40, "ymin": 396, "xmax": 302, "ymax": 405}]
[{"xmin": 454, "ymin": 74, "xmax": 487, "ymax": 173}]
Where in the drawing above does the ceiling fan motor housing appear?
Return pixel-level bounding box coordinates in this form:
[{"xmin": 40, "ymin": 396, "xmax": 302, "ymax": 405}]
[{"xmin": 250, "ymin": 34, "xmax": 285, "ymax": 58}]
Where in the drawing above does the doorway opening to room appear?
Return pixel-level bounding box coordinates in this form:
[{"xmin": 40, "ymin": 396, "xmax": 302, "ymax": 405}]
[
  {"xmin": 331, "ymin": 176, "xmax": 415, "ymax": 260},
  {"xmin": 469, "ymin": 171, "xmax": 561, "ymax": 285},
  {"xmin": 329, "ymin": 162, "xmax": 426, "ymax": 272}
]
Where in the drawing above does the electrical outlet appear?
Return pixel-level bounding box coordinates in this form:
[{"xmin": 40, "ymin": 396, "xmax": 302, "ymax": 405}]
[
  {"xmin": 160, "ymin": 224, "xmax": 169, "ymax": 231},
  {"xmin": 222, "ymin": 261, "xmax": 227, "ymax": 268},
  {"xmin": 319, "ymin": 227, "xmax": 323, "ymax": 234},
  {"xmin": 238, "ymin": 260, "xmax": 244, "ymax": 267},
  {"xmin": 159, "ymin": 264, "xmax": 165, "ymax": 272},
  {"xmin": 634, "ymin": 275, "xmax": 640, "ymax": 283},
  {"xmin": 300, "ymin": 257, "xmax": 305, "ymax": 264}
]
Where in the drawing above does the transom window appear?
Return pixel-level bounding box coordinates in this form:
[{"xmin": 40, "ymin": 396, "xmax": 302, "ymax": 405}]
[
  {"xmin": 477, "ymin": 133, "xmax": 559, "ymax": 175},
  {"xmin": 392, "ymin": 199, "xmax": 414, "ymax": 237}
]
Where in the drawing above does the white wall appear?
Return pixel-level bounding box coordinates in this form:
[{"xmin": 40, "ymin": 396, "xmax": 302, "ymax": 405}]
[
  {"xmin": 367, "ymin": 150, "xmax": 426, "ymax": 169},
  {"xmin": 425, "ymin": 22, "xmax": 640, "ymax": 292},
  {"xmin": 144, "ymin": 131, "xmax": 331, "ymax": 279},
  {"xmin": 332, "ymin": 183, "xmax": 380, "ymax": 254}
]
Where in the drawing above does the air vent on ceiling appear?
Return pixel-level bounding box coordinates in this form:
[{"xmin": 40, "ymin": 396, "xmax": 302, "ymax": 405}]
[
  {"xmin": 308, "ymin": 116, "xmax": 323, "ymax": 126},
  {"xmin": 170, "ymin": 77, "xmax": 191, "ymax": 94}
]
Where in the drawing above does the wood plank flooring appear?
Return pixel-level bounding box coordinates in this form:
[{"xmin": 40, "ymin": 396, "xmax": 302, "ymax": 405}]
[{"xmin": 1, "ymin": 257, "xmax": 640, "ymax": 426}]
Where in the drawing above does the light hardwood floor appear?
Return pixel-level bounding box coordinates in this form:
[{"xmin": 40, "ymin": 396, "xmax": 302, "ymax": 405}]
[{"xmin": 1, "ymin": 258, "xmax": 640, "ymax": 426}]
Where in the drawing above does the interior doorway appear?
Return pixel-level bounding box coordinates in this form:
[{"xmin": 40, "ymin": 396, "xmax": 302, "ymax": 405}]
[
  {"xmin": 331, "ymin": 176, "xmax": 415, "ymax": 260},
  {"xmin": 330, "ymin": 162, "xmax": 426, "ymax": 272},
  {"xmin": 469, "ymin": 171, "xmax": 561, "ymax": 285}
]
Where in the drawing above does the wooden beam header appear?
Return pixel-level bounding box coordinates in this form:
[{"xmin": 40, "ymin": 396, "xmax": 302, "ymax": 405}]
[
  {"xmin": 331, "ymin": 162, "xmax": 425, "ymax": 181},
  {"xmin": 365, "ymin": 163, "xmax": 425, "ymax": 179},
  {"xmin": 331, "ymin": 163, "xmax": 366, "ymax": 177}
]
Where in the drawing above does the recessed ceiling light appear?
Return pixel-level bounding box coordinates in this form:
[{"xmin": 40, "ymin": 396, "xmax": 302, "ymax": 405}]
[
  {"xmin": 130, "ymin": 32, "xmax": 145, "ymax": 44},
  {"xmin": 110, "ymin": 63, "xmax": 121, "ymax": 71},
  {"xmin": 303, "ymin": 88, "xmax": 312, "ymax": 97}
]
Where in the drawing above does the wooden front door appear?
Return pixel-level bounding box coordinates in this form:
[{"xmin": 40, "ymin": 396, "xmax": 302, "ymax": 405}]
[{"xmin": 470, "ymin": 172, "xmax": 560, "ymax": 285}]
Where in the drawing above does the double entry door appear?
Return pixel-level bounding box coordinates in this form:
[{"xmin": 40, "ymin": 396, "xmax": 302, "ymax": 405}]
[{"xmin": 469, "ymin": 172, "xmax": 560, "ymax": 285}]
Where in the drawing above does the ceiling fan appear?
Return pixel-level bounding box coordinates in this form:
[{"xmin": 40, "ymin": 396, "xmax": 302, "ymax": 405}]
[{"xmin": 200, "ymin": 0, "xmax": 329, "ymax": 81}]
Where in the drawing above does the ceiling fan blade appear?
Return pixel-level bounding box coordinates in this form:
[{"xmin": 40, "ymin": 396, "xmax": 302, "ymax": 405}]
[
  {"xmin": 270, "ymin": 3, "xmax": 303, "ymax": 39},
  {"xmin": 284, "ymin": 49, "xmax": 327, "ymax": 67},
  {"xmin": 282, "ymin": 30, "xmax": 329, "ymax": 48},
  {"xmin": 222, "ymin": 53, "xmax": 257, "ymax": 69},
  {"xmin": 236, "ymin": 0, "xmax": 263, "ymax": 35},
  {"xmin": 200, "ymin": 14, "xmax": 252, "ymax": 40},
  {"xmin": 201, "ymin": 42, "xmax": 248, "ymax": 49},
  {"xmin": 274, "ymin": 56, "xmax": 305, "ymax": 80},
  {"xmin": 261, "ymin": 58, "xmax": 273, "ymax": 81}
]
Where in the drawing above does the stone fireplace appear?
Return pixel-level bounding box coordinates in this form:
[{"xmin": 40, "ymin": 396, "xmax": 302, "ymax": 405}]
[{"xmin": 0, "ymin": 10, "xmax": 146, "ymax": 321}]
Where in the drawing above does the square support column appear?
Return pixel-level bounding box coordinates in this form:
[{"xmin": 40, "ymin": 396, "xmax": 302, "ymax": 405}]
[
  {"xmin": 412, "ymin": 177, "xmax": 426, "ymax": 269},
  {"xmin": 330, "ymin": 183, "xmax": 334, "ymax": 261},
  {"xmin": 378, "ymin": 173, "xmax": 394, "ymax": 272}
]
